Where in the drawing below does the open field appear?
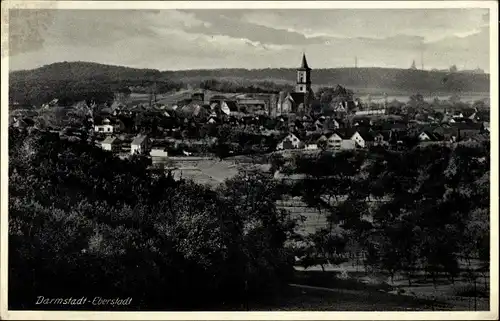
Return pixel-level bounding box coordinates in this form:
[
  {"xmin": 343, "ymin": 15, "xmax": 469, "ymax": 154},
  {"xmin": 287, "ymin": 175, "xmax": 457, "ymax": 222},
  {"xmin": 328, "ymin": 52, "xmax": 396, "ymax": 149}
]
[
  {"xmin": 290, "ymin": 268, "xmax": 490, "ymax": 311},
  {"xmin": 247, "ymin": 283, "xmax": 447, "ymax": 311}
]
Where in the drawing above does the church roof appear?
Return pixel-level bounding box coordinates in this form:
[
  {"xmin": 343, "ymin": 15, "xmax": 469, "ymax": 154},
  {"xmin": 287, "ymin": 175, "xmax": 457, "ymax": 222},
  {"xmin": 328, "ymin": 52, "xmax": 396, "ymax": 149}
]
[
  {"xmin": 290, "ymin": 92, "xmax": 306, "ymax": 104},
  {"xmin": 299, "ymin": 53, "xmax": 311, "ymax": 70}
]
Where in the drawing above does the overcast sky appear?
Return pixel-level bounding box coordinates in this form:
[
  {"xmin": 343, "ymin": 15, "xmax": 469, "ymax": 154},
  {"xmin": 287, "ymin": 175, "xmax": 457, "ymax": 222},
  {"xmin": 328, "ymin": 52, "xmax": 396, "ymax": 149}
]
[{"xmin": 9, "ymin": 9, "xmax": 491, "ymax": 72}]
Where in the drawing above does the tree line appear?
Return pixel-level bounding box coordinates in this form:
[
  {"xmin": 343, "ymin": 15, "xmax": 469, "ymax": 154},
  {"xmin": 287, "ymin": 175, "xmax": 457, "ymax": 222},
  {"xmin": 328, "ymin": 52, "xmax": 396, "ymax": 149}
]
[
  {"xmin": 8, "ymin": 127, "xmax": 300, "ymax": 310},
  {"xmin": 279, "ymin": 143, "xmax": 489, "ymax": 291},
  {"xmin": 199, "ymin": 79, "xmax": 294, "ymax": 94}
]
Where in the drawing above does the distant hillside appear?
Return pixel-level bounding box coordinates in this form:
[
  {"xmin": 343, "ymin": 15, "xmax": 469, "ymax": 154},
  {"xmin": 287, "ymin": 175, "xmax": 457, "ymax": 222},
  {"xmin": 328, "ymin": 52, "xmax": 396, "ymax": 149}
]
[
  {"xmin": 10, "ymin": 61, "xmax": 161, "ymax": 82},
  {"xmin": 9, "ymin": 62, "xmax": 180, "ymax": 107},
  {"xmin": 9, "ymin": 62, "xmax": 489, "ymax": 107},
  {"xmin": 163, "ymin": 67, "xmax": 490, "ymax": 95}
]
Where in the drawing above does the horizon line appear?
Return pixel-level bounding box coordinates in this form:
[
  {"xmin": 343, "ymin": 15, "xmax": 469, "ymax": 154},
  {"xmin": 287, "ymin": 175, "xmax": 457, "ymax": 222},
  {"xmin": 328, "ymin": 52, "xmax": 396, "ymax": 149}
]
[{"xmin": 9, "ymin": 60, "xmax": 490, "ymax": 74}]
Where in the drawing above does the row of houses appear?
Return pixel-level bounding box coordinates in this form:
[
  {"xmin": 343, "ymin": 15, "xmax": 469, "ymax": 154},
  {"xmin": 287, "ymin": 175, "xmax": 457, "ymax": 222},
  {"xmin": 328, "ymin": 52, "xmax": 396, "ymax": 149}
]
[
  {"xmin": 277, "ymin": 130, "xmax": 376, "ymax": 151},
  {"xmin": 276, "ymin": 122, "xmax": 490, "ymax": 152},
  {"xmin": 101, "ymin": 134, "xmax": 149, "ymax": 155},
  {"xmin": 100, "ymin": 134, "xmax": 219, "ymax": 161}
]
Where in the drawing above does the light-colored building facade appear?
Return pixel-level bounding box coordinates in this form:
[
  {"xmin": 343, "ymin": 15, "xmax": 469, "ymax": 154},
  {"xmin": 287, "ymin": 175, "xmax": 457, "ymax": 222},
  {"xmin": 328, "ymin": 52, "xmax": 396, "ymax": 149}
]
[
  {"xmin": 131, "ymin": 135, "xmax": 149, "ymax": 155},
  {"xmin": 101, "ymin": 136, "xmax": 118, "ymax": 151},
  {"xmin": 276, "ymin": 133, "xmax": 304, "ymax": 150}
]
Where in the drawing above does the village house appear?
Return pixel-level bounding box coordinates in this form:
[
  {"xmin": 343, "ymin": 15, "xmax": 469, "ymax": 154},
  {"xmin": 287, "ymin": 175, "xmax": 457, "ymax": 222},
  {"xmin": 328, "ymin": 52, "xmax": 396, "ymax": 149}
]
[
  {"xmin": 313, "ymin": 116, "xmax": 341, "ymax": 132},
  {"xmin": 418, "ymin": 130, "xmax": 440, "ymax": 142},
  {"xmin": 94, "ymin": 118, "xmax": 120, "ymax": 134},
  {"xmin": 303, "ymin": 133, "xmax": 326, "ymax": 150},
  {"xmin": 327, "ymin": 132, "xmax": 343, "ymax": 149},
  {"xmin": 150, "ymin": 146, "xmax": 169, "ymax": 164},
  {"xmin": 452, "ymin": 111, "xmax": 464, "ymax": 119},
  {"xmin": 351, "ymin": 130, "xmax": 371, "ymax": 148},
  {"xmin": 474, "ymin": 110, "xmax": 490, "ymax": 122},
  {"xmin": 453, "ymin": 123, "xmax": 484, "ymax": 141},
  {"xmin": 10, "ymin": 117, "xmax": 35, "ymax": 129},
  {"xmin": 101, "ymin": 136, "xmax": 120, "ymax": 152},
  {"xmin": 276, "ymin": 133, "xmax": 304, "ymax": 150},
  {"xmin": 131, "ymin": 134, "xmax": 150, "ymax": 155},
  {"xmin": 191, "ymin": 92, "xmax": 205, "ymax": 103},
  {"xmin": 355, "ymin": 109, "xmax": 386, "ymax": 116},
  {"xmin": 237, "ymin": 98, "xmax": 268, "ymax": 114},
  {"xmin": 373, "ymin": 131, "xmax": 391, "ymax": 147},
  {"xmin": 432, "ymin": 126, "xmax": 459, "ymax": 142},
  {"xmin": 324, "ymin": 131, "xmax": 358, "ymax": 150}
]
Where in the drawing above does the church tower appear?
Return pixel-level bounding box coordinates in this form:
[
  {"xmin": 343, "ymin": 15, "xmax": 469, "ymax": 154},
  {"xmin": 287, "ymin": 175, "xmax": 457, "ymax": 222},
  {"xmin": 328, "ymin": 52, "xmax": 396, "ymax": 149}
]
[{"xmin": 296, "ymin": 53, "xmax": 312, "ymax": 93}]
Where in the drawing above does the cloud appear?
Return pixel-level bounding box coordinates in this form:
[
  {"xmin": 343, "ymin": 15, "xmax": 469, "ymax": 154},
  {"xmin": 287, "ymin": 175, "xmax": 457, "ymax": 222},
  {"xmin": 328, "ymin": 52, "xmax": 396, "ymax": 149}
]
[
  {"xmin": 184, "ymin": 10, "xmax": 328, "ymax": 46},
  {"xmin": 8, "ymin": 9, "xmax": 210, "ymax": 56},
  {"xmin": 8, "ymin": 9, "xmax": 491, "ymax": 72},
  {"xmin": 241, "ymin": 9, "xmax": 490, "ymax": 42}
]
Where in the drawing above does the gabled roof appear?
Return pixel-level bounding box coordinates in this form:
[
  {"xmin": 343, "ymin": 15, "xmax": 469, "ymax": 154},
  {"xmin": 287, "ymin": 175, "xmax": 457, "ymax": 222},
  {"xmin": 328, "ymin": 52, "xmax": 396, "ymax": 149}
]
[
  {"xmin": 468, "ymin": 133, "xmax": 490, "ymax": 142},
  {"xmin": 210, "ymin": 95, "xmax": 227, "ymax": 100},
  {"xmin": 419, "ymin": 131, "xmax": 439, "ymax": 141},
  {"xmin": 131, "ymin": 135, "xmax": 147, "ymax": 146},
  {"xmin": 305, "ymin": 133, "xmax": 324, "ymax": 143},
  {"xmin": 283, "ymin": 131, "xmax": 305, "ymax": 142},
  {"xmin": 450, "ymin": 122, "xmax": 483, "ymax": 131},
  {"xmin": 102, "ymin": 136, "xmax": 117, "ymax": 144},
  {"xmin": 332, "ymin": 128, "xmax": 359, "ymax": 140},
  {"xmin": 225, "ymin": 100, "xmax": 239, "ymax": 112},
  {"xmin": 289, "ymin": 92, "xmax": 306, "ymax": 104},
  {"xmin": 461, "ymin": 108, "xmax": 476, "ymax": 118},
  {"xmin": 475, "ymin": 110, "xmax": 489, "ymax": 118},
  {"xmin": 21, "ymin": 117, "xmax": 35, "ymax": 126},
  {"xmin": 356, "ymin": 129, "xmax": 375, "ymax": 141},
  {"xmin": 373, "ymin": 130, "xmax": 391, "ymax": 141}
]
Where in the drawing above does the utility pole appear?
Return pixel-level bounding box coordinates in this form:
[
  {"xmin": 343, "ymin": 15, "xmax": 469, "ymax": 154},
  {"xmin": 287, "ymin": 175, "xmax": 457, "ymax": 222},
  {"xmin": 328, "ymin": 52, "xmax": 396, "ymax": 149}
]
[{"xmin": 420, "ymin": 49, "xmax": 424, "ymax": 70}]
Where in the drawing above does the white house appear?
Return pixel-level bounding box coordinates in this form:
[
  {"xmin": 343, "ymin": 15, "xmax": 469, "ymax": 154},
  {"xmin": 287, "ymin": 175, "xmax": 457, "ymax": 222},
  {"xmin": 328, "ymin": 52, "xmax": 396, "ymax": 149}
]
[
  {"xmin": 101, "ymin": 136, "xmax": 118, "ymax": 151},
  {"xmin": 326, "ymin": 132, "xmax": 359, "ymax": 150},
  {"xmin": 276, "ymin": 133, "xmax": 303, "ymax": 150},
  {"xmin": 131, "ymin": 135, "xmax": 149, "ymax": 155},
  {"xmin": 94, "ymin": 118, "xmax": 119, "ymax": 133},
  {"xmin": 150, "ymin": 147, "xmax": 169, "ymax": 164},
  {"xmin": 327, "ymin": 133, "xmax": 343, "ymax": 149},
  {"xmin": 418, "ymin": 131, "xmax": 433, "ymax": 141},
  {"xmin": 355, "ymin": 109, "xmax": 385, "ymax": 116},
  {"xmin": 304, "ymin": 136, "xmax": 320, "ymax": 150},
  {"xmin": 350, "ymin": 131, "xmax": 366, "ymax": 148},
  {"xmin": 150, "ymin": 148, "xmax": 169, "ymax": 158}
]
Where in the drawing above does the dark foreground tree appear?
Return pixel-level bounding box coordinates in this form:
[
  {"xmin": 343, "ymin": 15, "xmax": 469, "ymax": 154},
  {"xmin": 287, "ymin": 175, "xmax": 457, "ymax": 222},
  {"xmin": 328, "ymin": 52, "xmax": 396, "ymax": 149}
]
[{"xmin": 8, "ymin": 128, "xmax": 300, "ymax": 310}]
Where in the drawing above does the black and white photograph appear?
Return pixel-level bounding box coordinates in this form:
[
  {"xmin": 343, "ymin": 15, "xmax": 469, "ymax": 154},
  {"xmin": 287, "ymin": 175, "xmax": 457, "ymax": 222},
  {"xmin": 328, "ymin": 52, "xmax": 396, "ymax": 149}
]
[{"xmin": 1, "ymin": 1, "xmax": 498, "ymax": 319}]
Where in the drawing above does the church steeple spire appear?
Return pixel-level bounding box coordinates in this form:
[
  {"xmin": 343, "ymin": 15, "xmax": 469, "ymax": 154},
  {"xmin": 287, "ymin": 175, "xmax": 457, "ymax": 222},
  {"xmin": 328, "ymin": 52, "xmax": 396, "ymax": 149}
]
[{"xmin": 300, "ymin": 53, "xmax": 311, "ymax": 70}]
